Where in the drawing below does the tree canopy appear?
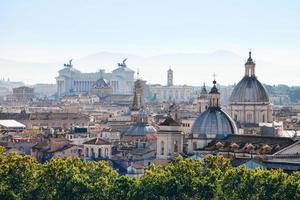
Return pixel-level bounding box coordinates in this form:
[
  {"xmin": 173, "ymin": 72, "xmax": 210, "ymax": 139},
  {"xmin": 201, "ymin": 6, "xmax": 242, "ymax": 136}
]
[{"xmin": 1, "ymin": 147, "xmax": 300, "ymax": 200}]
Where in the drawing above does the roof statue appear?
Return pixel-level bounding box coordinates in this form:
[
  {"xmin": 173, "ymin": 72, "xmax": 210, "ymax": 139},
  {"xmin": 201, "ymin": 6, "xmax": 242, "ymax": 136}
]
[
  {"xmin": 64, "ymin": 59, "xmax": 73, "ymax": 68},
  {"xmin": 118, "ymin": 58, "xmax": 127, "ymax": 67}
]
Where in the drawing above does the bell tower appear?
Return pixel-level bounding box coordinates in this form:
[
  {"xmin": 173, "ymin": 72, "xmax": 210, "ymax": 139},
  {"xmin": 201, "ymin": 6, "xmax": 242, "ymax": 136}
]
[
  {"xmin": 131, "ymin": 79, "xmax": 145, "ymax": 122},
  {"xmin": 167, "ymin": 67, "xmax": 173, "ymax": 86}
]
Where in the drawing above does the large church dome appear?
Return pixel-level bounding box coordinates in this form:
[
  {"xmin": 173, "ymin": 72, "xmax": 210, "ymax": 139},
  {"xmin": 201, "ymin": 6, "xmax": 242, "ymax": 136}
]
[
  {"xmin": 192, "ymin": 107, "xmax": 237, "ymax": 139},
  {"xmin": 192, "ymin": 80, "xmax": 237, "ymax": 139},
  {"xmin": 230, "ymin": 51, "xmax": 270, "ymax": 104},
  {"xmin": 230, "ymin": 76, "xmax": 269, "ymax": 103}
]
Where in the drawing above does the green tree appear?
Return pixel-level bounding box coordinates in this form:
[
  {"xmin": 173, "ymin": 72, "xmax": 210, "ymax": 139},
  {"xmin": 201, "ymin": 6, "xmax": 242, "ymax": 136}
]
[
  {"xmin": 0, "ymin": 147, "xmax": 40, "ymax": 200},
  {"xmin": 110, "ymin": 176, "xmax": 138, "ymax": 200},
  {"xmin": 35, "ymin": 157, "xmax": 117, "ymax": 200}
]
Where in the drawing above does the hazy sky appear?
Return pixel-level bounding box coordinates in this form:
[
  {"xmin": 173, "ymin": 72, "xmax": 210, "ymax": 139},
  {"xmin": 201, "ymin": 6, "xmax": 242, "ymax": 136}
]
[{"xmin": 0, "ymin": 0, "xmax": 300, "ymax": 85}]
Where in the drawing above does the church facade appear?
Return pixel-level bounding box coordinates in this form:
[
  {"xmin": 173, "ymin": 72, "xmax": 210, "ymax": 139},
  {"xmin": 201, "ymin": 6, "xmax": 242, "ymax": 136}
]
[{"xmin": 56, "ymin": 59, "xmax": 135, "ymax": 97}]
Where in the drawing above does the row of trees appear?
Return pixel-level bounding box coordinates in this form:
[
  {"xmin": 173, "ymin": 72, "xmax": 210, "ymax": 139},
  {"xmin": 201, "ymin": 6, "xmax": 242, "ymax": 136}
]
[{"xmin": 1, "ymin": 146, "xmax": 300, "ymax": 200}]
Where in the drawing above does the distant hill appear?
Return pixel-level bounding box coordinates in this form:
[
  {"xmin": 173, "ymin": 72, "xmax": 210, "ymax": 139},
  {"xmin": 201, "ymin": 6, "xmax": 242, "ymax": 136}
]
[
  {"xmin": 264, "ymin": 84, "xmax": 300, "ymax": 103},
  {"xmin": 0, "ymin": 50, "xmax": 299, "ymax": 86}
]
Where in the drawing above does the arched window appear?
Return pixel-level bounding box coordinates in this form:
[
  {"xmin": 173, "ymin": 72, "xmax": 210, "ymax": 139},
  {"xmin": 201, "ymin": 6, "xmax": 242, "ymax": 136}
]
[
  {"xmin": 174, "ymin": 141, "xmax": 178, "ymax": 153},
  {"xmin": 105, "ymin": 148, "xmax": 108, "ymax": 157},
  {"xmin": 193, "ymin": 142, "xmax": 197, "ymax": 150},
  {"xmin": 98, "ymin": 148, "xmax": 102, "ymax": 158},
  {"xmin": 85, "ymin": 148, "xmax": 89, "ymax": 157},
  {"xmin": 247, "ymin": 113, "xmax": 253, "ymax": 123},
  {"xmin": 91, "ymin": 148, "xmax": 95, "ymax": 158},
  {"xmin": 161, "ymin": 141, "xmax": 165, "ymax": 155}
]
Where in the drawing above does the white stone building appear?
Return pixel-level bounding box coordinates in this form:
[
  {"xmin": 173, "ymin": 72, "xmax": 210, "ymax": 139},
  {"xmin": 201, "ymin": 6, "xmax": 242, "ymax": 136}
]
[
  {"xmin": 148, "ymin": 68, "xmax": 196, "ymax": 102},
  {"xmin": 83, "ymin": 138, "xmax": 112, "ymax": 160},
  {"xmin": 56, "ymin": 59, "xmax": 134, "ymax": 97},
  {"xmin": 156, "ymin": 116, "xmax": 183, "ymax": 160}
]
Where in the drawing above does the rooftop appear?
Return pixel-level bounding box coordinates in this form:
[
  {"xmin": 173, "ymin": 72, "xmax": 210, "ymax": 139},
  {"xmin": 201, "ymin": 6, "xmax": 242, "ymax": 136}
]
[
  {"xmin": 83, "ymin": 138, "xmax": 111, "ymax": 145},
  {"xmin": 0, "ymin": 120, "xmax": 26, "ymax": 129}
]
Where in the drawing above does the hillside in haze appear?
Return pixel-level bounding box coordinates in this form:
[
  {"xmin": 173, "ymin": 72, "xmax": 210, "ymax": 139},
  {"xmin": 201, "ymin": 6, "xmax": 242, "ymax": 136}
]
[{"xmin": 0, "ymin": 50, "xmax": 298, "ymax": 86}]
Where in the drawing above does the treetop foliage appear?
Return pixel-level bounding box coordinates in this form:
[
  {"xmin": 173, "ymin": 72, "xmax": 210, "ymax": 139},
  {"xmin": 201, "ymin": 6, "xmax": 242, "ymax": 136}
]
[{"xmin": 1, "ymin": 147, "xmax": 300, "ymax": 200}]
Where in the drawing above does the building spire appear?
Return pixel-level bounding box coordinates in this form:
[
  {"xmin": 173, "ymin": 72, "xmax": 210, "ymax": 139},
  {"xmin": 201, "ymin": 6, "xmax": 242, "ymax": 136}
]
[
  {"xmin": 199, "ymin": 82, "xmax": 208, "ymax": 100},
  {"xmin": 213, "ymin": 73, "xmax": 217, "ymax": 85}
]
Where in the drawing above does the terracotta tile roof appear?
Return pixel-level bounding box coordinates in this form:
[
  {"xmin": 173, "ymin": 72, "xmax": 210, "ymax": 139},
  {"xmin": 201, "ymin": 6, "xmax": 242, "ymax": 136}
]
[{"xmin": 204, "ymin": 134, "xmax": 295, "ymax": 155}]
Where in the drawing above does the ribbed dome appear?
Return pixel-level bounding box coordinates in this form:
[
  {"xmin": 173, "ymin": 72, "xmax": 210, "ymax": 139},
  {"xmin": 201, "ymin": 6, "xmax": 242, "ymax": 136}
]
[
  {"xmin": 191, "ymin": 107, "xmax": 237, "ymax": 139},
  {"xmin": 230, "ymin": 76, "xmax": 269, "ymax": 103},
  {"xmin": 124, "ymin": 123, "xmax": 157, "ymax": 136}
]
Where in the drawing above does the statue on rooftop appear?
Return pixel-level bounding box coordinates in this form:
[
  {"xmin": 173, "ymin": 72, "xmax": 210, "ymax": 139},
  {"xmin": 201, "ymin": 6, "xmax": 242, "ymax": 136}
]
[
  {"xmin": 118, "ymin": 58, "xmax": 127, "ymax": 67},
  {"xmin": 64, "ymin": 59, "xmax": 73, "ymax": 68}
]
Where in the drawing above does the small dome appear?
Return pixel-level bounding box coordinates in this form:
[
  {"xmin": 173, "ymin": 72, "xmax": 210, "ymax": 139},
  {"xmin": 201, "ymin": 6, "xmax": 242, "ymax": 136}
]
[
  {"xmin": 230, "ymin": 76, "xmax": 269, "ymax": 103},
  {"xmin": 93, "ymin": 78, "xmax": 110, "ymax": 88},
  {"xmin": 124, "ymin": 124, "xmax": 157, "ymax": 136},
  {"xmin": 191, "ymin": 107, "xmax": 237, "ymax": 139}
]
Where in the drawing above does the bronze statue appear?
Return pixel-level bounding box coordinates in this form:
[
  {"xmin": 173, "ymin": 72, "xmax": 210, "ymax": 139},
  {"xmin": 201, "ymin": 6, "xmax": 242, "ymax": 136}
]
[
  {"xmin": 118, "ymin": 58, "xmax": 127, "ymax": 67},
  {"xmin": 64, "ymin": 59, "xmax": 73, "ymax": 68}
]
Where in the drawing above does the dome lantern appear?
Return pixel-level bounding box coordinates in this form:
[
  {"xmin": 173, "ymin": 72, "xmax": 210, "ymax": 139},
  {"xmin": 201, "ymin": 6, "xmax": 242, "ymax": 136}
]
[
  {"xmin": 208, "ymin": 77, "xmax": 220, "ymax": 108},
  {"xmin": 245, "ymin": 50, "xmax": 256, "ymax": 77}
]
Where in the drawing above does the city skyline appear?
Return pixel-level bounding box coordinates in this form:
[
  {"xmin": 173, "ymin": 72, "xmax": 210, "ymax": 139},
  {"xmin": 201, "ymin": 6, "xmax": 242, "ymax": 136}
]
[
  {"xmin": 2, "ymin": 1, "xmax": 300, "ymax": 195},
  {"xmin": 1, "ymin": 0, "xmax": 300, "ymax": 85}
]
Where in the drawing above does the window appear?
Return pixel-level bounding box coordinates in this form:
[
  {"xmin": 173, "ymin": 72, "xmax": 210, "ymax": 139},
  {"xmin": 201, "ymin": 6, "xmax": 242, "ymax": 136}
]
[
  {"xmin": 91, "ymin": 148, "xmax": 95, "ymax": 158},
  {"xmin": 98, "ymin": 148, "xmax": 102, "ymax": 158},
  {"xmin": 262, "ymin": 114, "xmax": 265, "ymax": 123},
  {"xmin": 193, "ymin": 142, "xmax": 197, "ymax": 150},
  {"xmin": 105, "ymin": 148, "xmax": 109, "ymax": 157},
  {"xmin": 161, "ymin": 141, "xmax": 165, "ymax": 155},
  {"xmin": 174, "ymin": 141, "xmax": 178, "ymax": 153},
  {"xmin": 246, "ymin": 113, "xmax": 253, "ymax": 123},
  {"xmin": 85, "ymin": 148, "xmax": 89, "ymax": 157}
]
